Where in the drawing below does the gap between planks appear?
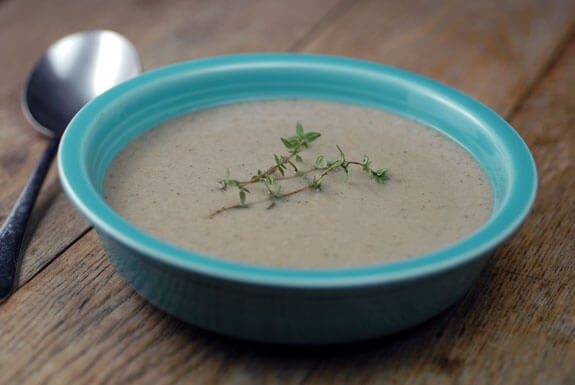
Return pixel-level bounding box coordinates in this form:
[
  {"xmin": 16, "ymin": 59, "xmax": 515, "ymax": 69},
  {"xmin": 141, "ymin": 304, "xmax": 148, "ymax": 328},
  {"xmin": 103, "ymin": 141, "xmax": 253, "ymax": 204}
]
[
  {"xmin": 19, "ymin": 226, "xmax": 93, "ymax": 291},
  {"xmin": 288, "ymin": 0, "xmax": 357, "ymax": 52},
  {"xmin": 505, "ymin": 20, "xmax": 575, "ymax": 121}
]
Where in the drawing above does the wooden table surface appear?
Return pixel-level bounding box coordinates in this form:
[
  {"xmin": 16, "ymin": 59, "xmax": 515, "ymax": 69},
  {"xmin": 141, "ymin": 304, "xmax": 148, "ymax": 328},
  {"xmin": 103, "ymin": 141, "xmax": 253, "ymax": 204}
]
[{"xmin": 1, "ymin": 1, "xmax": 574, "ymax": 384}]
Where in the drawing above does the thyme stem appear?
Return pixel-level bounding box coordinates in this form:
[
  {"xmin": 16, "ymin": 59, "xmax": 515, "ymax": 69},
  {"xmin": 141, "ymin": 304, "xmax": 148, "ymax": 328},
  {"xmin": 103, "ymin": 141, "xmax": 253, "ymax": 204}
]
[{"xmin": 208, "ymin": 123, "xmax": 389, "ymax": 219}]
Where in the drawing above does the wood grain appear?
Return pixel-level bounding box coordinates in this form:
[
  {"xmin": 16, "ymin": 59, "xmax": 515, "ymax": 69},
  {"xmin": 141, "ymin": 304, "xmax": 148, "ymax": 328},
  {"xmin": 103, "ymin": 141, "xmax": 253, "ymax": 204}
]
[
  {"xmin": 0, "ymin": 0, "xmax": 574, "ymax": 384},
  {"xmin": 301, "ymin": 0, "xmax": 575, "ymax": 117}
]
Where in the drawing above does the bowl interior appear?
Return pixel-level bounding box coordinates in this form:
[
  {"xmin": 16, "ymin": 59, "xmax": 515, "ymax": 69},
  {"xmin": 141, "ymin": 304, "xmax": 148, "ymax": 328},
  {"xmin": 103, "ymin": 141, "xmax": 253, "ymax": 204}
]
[{"xmin": 58, "ymin": 53, "xmax": 537, "ymax": 287}]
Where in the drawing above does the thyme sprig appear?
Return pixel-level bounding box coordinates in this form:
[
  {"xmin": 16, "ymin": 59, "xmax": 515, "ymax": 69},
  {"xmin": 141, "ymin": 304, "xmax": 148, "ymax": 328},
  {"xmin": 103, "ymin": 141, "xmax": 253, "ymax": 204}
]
[{"xmin": 208, "ymin": 123, "xmax": 389, "ymax": 219}]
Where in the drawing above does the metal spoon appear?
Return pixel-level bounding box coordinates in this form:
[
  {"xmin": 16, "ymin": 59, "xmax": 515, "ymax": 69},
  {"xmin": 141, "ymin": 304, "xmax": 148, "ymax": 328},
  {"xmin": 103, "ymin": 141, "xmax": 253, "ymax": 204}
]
[{"xmin": 0, "ymin": 30, "xmax": 141, "ymax": 301}]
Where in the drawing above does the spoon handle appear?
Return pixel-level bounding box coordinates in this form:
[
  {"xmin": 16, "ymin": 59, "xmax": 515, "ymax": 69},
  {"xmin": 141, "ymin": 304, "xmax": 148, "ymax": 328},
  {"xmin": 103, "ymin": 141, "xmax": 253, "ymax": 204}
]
[{"xmin": 0, "ymin": 136, "xmax": 60, "ymax": 302}]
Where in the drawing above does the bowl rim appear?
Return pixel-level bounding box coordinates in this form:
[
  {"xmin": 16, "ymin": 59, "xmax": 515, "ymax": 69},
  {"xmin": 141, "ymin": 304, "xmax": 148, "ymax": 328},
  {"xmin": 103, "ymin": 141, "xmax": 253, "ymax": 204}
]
[{"xmin": 58, "ymin": 53, "xmax": 537, "ymax": 288}]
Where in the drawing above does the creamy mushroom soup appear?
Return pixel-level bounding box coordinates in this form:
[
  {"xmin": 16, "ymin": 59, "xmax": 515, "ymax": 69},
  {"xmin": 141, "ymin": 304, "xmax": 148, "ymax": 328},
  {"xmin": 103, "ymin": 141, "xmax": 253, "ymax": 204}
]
[{"xmin": 104, "ymin": 100, "xmax": 492, "ymax": 268}]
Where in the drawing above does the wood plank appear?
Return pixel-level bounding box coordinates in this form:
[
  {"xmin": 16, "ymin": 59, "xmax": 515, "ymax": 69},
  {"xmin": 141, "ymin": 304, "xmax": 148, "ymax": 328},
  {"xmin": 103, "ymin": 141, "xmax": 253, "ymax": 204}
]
[
  {"xmin": 1, "ymin": 29, "xmax": 574, "ymax": 385},
  {"xmin": 301, "ymin": 0, "xmax": 575, "ymax": 118},
  {"xmin": 0, "ymin": 0, "xmax": 344, "ymax": 288}
]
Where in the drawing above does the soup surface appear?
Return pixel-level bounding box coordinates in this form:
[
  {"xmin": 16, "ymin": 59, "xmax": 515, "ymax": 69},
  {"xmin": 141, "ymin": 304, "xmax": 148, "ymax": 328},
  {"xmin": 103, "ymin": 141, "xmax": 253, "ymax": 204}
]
[{"xmin": 104, "ymin": 100, "xmax": 492, "ymax": 268}]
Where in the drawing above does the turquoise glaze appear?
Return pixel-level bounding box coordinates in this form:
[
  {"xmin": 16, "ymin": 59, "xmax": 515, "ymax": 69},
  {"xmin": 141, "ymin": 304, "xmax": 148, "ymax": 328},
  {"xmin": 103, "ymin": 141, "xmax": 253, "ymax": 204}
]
[{"xmin": 58, "ymin": 54, "xmax": 537, "ymax": 344}]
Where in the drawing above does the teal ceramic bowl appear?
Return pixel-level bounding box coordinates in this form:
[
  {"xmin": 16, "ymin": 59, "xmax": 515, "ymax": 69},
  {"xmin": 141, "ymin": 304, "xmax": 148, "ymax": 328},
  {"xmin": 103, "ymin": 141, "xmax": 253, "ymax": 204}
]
[{"xmin": 58, "ymin": 54, "xmax": 536, "ymax": 344}]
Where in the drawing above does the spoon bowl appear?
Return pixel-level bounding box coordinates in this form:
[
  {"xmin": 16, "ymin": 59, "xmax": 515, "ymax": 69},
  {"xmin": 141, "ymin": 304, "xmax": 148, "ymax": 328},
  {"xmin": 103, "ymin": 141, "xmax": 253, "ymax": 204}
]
[
  {"xmin": 0, "ymin": 30, "xmax": 141, "ymax": 301},
  {"xmin": 23, "ymin": 30, "xmax": 141, "ymax": 136}
]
